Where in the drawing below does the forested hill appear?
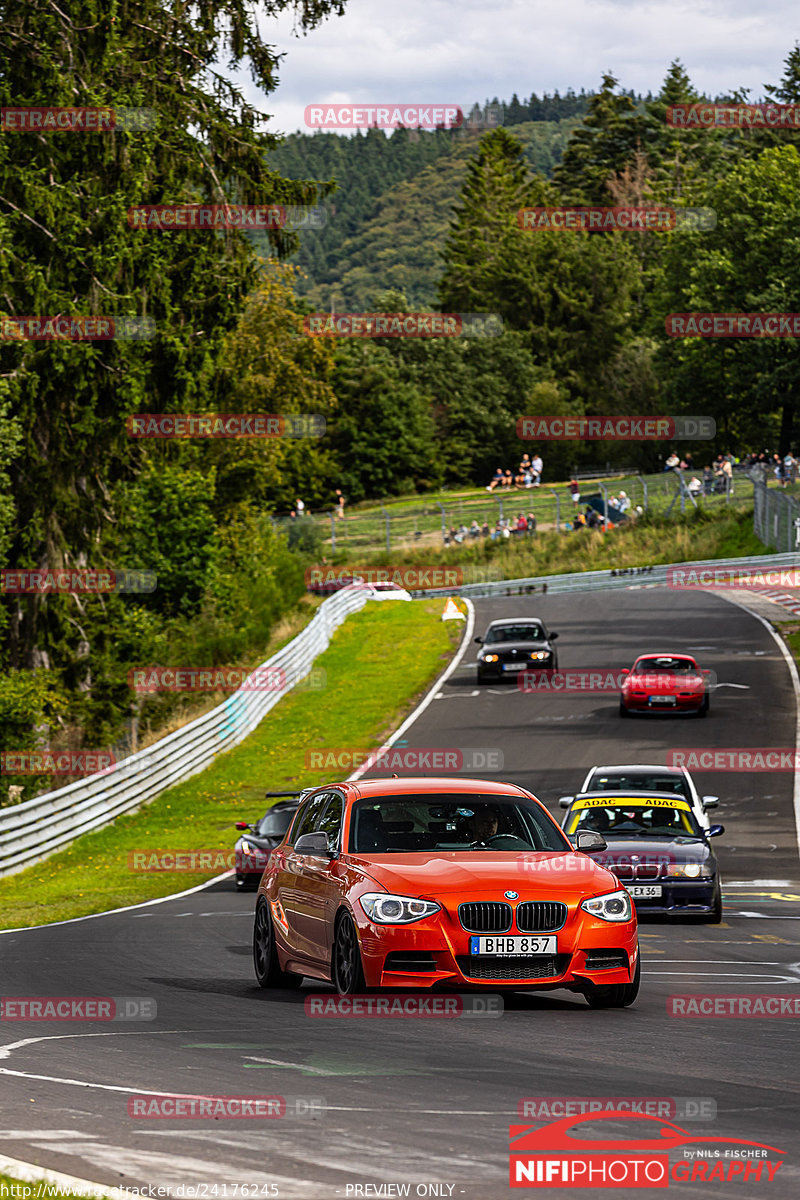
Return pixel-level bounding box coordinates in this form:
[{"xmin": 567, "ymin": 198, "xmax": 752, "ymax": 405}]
[{"xmin": 268, "ymin": 118, "xmax": 582, "ymax": 309}]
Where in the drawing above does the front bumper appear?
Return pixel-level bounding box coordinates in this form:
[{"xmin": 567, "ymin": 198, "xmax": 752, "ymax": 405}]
[
  {"xmin": 623, "ymin": 879, "xmax": 717, "ymax": 915},
  {"xmin": 352, "ymin": 901, "xmax": 638, "ymax": 991}
]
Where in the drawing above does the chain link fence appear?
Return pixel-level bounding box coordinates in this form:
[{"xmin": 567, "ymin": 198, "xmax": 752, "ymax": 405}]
[
  {"xmin": 277, "ymin": 469, "xmax": 750, "ymax": 556},
  {"xmin": 752, "ymin": 473, "xmax": 800, "ymax": 552}
]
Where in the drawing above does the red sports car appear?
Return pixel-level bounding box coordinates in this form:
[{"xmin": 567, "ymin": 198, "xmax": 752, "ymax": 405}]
[
  {"xmin": 252, "ymin": 777, "xmax": 639, "ymax": 1007},
  {"xmin": 619, "ymin": 653, "xmax": 710, "ymax": 717}
]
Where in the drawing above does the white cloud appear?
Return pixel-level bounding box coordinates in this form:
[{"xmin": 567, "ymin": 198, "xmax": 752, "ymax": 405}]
[{"xmin": 238, "ymin": 0, "xmax": 798, "ymax": 136}]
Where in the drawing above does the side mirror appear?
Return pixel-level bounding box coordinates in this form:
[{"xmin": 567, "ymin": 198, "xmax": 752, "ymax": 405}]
[
  {"xmin": 701, "ymin": 795, "xmax": 719, "ymax": 808},
  {"xmin": 558, "ymin": 796, "xmax": 573, "ymax": 808},
  {"xmin": 294, "ymin": 831, "xmax": 333, "ymax": 856},
  {"xmin": 575, "ymin": 829, "xmax": 607, "ymax": 851},
  {"xmin": 707, "ymin": 824, "xmax": 725, "ymax": 838},
  {"xmin": 549, "ymin": 631, "xmax": 559, "ymax": 641},
  {"xmin": 235, "ymin": 821, "xmax": 251, "ymax": 831},
  {"xmin": 620, "ymin": 668, "xmax": 630, "ymax": 677},
  {"xmin": 474, "ymin": 636, "xmax": 484, "ymax": 645}
]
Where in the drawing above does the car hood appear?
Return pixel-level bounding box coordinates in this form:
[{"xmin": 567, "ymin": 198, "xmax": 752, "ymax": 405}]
[
  {"xmin": 623, "ymin": 672, "xmax": 704, "ymax": 691},
  {"xmin": 480, "ymin": 640, "xmax": 551, "ymax": 654},
  {"xmin": 588, "ymin": 836, "xmax": 712, "ymax": 866},
  {"xmin": 347, "ymin": 851, "xmax": 616, "ymax": 897}
]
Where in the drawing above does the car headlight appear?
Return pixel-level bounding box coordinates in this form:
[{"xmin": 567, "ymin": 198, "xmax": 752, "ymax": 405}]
[
  {"xmin": 530, "ymin": 651, "xmax": 550, "ymax": 660},
  {"xmin": 666, "ymin": 861, "xmax": 706, "ymax": 879},
  {"xmin": 359, "ymin": 892, "xmax": 441, "ymax": 923},
  {"xmin": 581, "ymin": 889, "xmax": 633, "ymax": 922},
  {"xmin": 481, "ymin": 653, "xmax": 499, "ymax": 663},
  {"xmin": 241, "ymin": 841, "xmax": 257, "ymax": 857}
]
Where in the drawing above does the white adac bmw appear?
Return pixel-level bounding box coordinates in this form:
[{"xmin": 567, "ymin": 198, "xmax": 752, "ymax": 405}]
[{"xmin": 559, "ymin": 763, "xmax": 719, "ymax": 832}]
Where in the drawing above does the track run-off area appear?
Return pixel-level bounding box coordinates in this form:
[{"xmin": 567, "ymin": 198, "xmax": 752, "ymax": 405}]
[{"xmin": 2, "ymin": 586, "xmax": 800, "ymax": 1199}]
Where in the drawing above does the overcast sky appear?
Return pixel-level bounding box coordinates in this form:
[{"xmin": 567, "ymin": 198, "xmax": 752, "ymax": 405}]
[{"xmin": 245, "ymin": 0, "xmax": 798, "ymax": 137}]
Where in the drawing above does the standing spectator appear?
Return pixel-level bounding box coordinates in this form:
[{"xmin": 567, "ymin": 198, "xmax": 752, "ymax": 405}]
[
  {"xmin": 515, "ymin": 512, "xmax": 527, "ymax": 534},
  {"xmin": 335, "ymin": 488, "xmax": 346, "ymax": 519},
  {"xmin": 295, "ymin": 497, "xmax": 305, "ymax": 516},
  {"xmin": 721, "ymin": 457, "xmax": 734, "ymax": 493},
  {"xmin": 531, "ymin": 453, "xmax": 543, "ymax": 486},
  {"xmin": 526, "ymin": 512, "xmax": 537, "ymax": 534},
  {"xmin": 684, "ymin": 452, "xmax": 694, "ymax": 471},
  {"xmin": 570, "ymin": 478, "xmax": 580, "ymax": 506},
  {"xmin": 702, "ymin": 465, "xmax": 714, "ymax": 494}
]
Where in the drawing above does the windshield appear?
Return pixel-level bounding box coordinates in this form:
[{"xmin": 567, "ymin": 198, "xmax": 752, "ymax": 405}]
[
  {"xmin": 348, "ymin": 794, "xmax": 571, "ymax": 854},
  {"xmin": 256, "ymin": 808, "xmax": 297, "ymax": 838},
  {"xmin": 567, "ymin": 798, "xmax": 701, "ymax": 838},
  {"xmin": 485, "ymin": 624, "xmax": 544, "ymax": 644},
  {"xmin": 632, "ymin": 657, "xmax": 697, "ymax": 674},
  {"xmin": 588, "ymin": 773, "xmax": 691, "ymax": 799}
]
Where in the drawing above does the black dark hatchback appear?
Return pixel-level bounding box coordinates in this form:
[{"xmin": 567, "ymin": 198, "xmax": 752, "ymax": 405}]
[
  {"xmin": 235, "ymin": 792, "xmax": 307, "ymax": 890},
  {"xmin": 475, "ymin": 618, "xmax": 559, "ymax": 683}
]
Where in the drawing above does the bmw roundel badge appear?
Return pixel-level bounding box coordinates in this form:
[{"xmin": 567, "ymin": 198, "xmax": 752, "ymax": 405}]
[{"xmin": 504, "ymin": 890, "xmax": 519, "ymax": 900}]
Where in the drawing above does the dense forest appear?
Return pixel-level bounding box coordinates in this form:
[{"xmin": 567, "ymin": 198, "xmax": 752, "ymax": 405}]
[{"xmin": 2, "ymin": 0, "xmax": 800, "ymax": 790}]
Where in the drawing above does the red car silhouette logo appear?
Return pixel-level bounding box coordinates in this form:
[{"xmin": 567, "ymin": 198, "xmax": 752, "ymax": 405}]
[{"xmin": 510, "ymin": 1111, "xmax": 783, "ymax": 1155}]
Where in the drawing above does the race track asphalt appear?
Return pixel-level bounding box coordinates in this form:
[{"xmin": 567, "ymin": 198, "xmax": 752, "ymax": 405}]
[{"xmin": 1, "ymin": 587, "xmax": 799, "ymax": 1199}]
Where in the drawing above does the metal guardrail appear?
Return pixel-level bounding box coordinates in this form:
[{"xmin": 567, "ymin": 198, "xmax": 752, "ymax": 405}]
[
  {"xmin": 0, "ymin": 587, "xmax": 368, "ymax": 878},
  {"xmin": 408, "ymin": 551, "xmax": 800, "ymax": 601}
]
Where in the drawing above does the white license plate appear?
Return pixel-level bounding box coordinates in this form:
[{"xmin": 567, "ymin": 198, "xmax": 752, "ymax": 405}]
[
  {"xmin": 648, "ymin": 695, "xmax": 676, "ymax": 705},
  {"xmin": 626, "ymin": 885, "xmax": 662, "ymax": 898},
  {"xmin": 470, "ymin": 935, "xmax": 557, "ymax": 955},
  {"xmin": 502, "ymin": 662, "xmax": 527, "ymax": 671}
]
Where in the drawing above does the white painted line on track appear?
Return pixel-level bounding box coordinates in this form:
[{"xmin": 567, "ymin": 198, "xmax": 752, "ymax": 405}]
[
  {"xmin": 714, "ymin": 590, "xmax": 800, "ymax": 866},
  {"xmin": 348, "ymin": 598, "xmax": 475, "ymax": 782},
  {"xmin": 0, "ymin": 873, "xmax": 233, "ymax": 937}
]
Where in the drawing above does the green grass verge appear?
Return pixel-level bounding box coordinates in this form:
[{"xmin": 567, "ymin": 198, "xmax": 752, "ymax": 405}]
[
  {"xmin": 0, "ymin": 600, "xmax": 459, "ymax": 930},
  {"xmin": 0, "ymin": 1174, "xmax": 112, "ymax": 1200}
]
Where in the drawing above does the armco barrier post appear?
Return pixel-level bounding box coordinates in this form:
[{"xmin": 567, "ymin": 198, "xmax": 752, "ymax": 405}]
[
  {"xmin": 329, "ymin": 511, "xmax": 336, "ymax": 551},
  {"xmin": 550, "ymin": 490, "xmax": 560, "ymax": 532}
]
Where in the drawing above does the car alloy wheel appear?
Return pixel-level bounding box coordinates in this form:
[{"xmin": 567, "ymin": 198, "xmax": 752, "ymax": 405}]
[
  {"xmin": 333, "ymin": 912, "xmax": 366, "ymax": 995},
  {"xmin": 703, "ymin": 885, "xmax": 722, "ymax": 924},
  {"xmin": 584, "ymin": 954, "xmax": 640, "ymax": 1009},
  {"xmin": 253, "ymin": 897, "xmax": 302, "ymax": 989}
]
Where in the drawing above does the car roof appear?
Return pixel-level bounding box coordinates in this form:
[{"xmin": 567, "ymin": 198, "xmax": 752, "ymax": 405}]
[
  {"xmin": 633, "ymin": 652, "xmax": 697, "ymax": 661},
  {"xmin": 487, "ymin": 617, "xmax": 544, "ymax": 626},
  {"xmin": 588, "ymin": 764, "xmax": 686, "ymax": 775},
  {"xmin": 324, "ymin": 776, "xmax": 532, "ymax": 801}
]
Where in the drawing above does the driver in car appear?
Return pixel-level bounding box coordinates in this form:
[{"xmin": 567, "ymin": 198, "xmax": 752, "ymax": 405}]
[{"xmin": 468, "ymin": 806, "xmax": 501, "ymax": 843}]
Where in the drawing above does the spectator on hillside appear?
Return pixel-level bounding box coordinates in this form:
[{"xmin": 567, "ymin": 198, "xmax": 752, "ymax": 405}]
[
  {"xmin": 486, "ymin": 467, "xmax": 504, "ymax": 492},
  {"xmin": 515, "ymin": 456, "xmax": 531, "ymax": 486},
  {"xmin": 665, "ymin": 451, "xmax": 680, "ymax": 470},
  {"xmin": 531, "ymin": 453, "xmax": 543, "ymax": 485},
  {"xmin": 687, "ymin": 476, "xmax": 703, "ymax": 496},
  {"xmin": 502, "ymin": 469, "xmax": 514, "ymax": 489},
  {"xmin": 702, "ymin": 466, "xmax": 714, "ymax": 494},
  {"xmin": 608, "ymin": 495, "xmax": 620, "ymax": 510},
  {"xmin": 335, "ymin": 488, "xmax": 346, "ymax": 518},
  {"xmin": 571, "ymin": 512, "xmax": 586, "ymax": 531},
  {"xmin": 515, "ymin": 513, "xmax": 528, "ymax": 535},
  {"xmin": 618, "ymin": 491, "xmax": 631, "ymax": 513},
  {"xmin": 570, "ymin": 478, "xmax": 580, "ymax": 505},
  {"xmin": 296, "ymin": 497, "xmax": 305, "ymax": 515},
  {"xmin": 481, "ymin": 520, "xmax": 490, "ymax": 537},
  {"xmin": 526, "ymin": 512, "xmax": 537, "ymax": 534},
  {"xmin": 469, "ymin": 520, "xmax": 481, "ymax": 538},
  {"xmin": 684, "ymin": 452, "xmax": 694, "ymax": 471}
]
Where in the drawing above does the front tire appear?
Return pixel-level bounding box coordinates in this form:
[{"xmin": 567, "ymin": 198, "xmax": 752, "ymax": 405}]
[
  {"xmin": 584, "ymin": 955, "xmax": 640, "ymax": 1009},
  {"xmin": 703, "ymin": 885, "xmax": 722, "ymax": 924},
  {"xmin": 253, "ymin": 897, "xmax": 303, "ymax": 989},
  {"xmin": 697, "ymin": 694, "xmax": 709, "ymax": 718},
  {"xmin": 619, "ymin": 699, "xmax": 629, "ymax": 717},
  {"xmin": 332, "ymin": 911, "xmax": 367, "ymax": 995}
]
